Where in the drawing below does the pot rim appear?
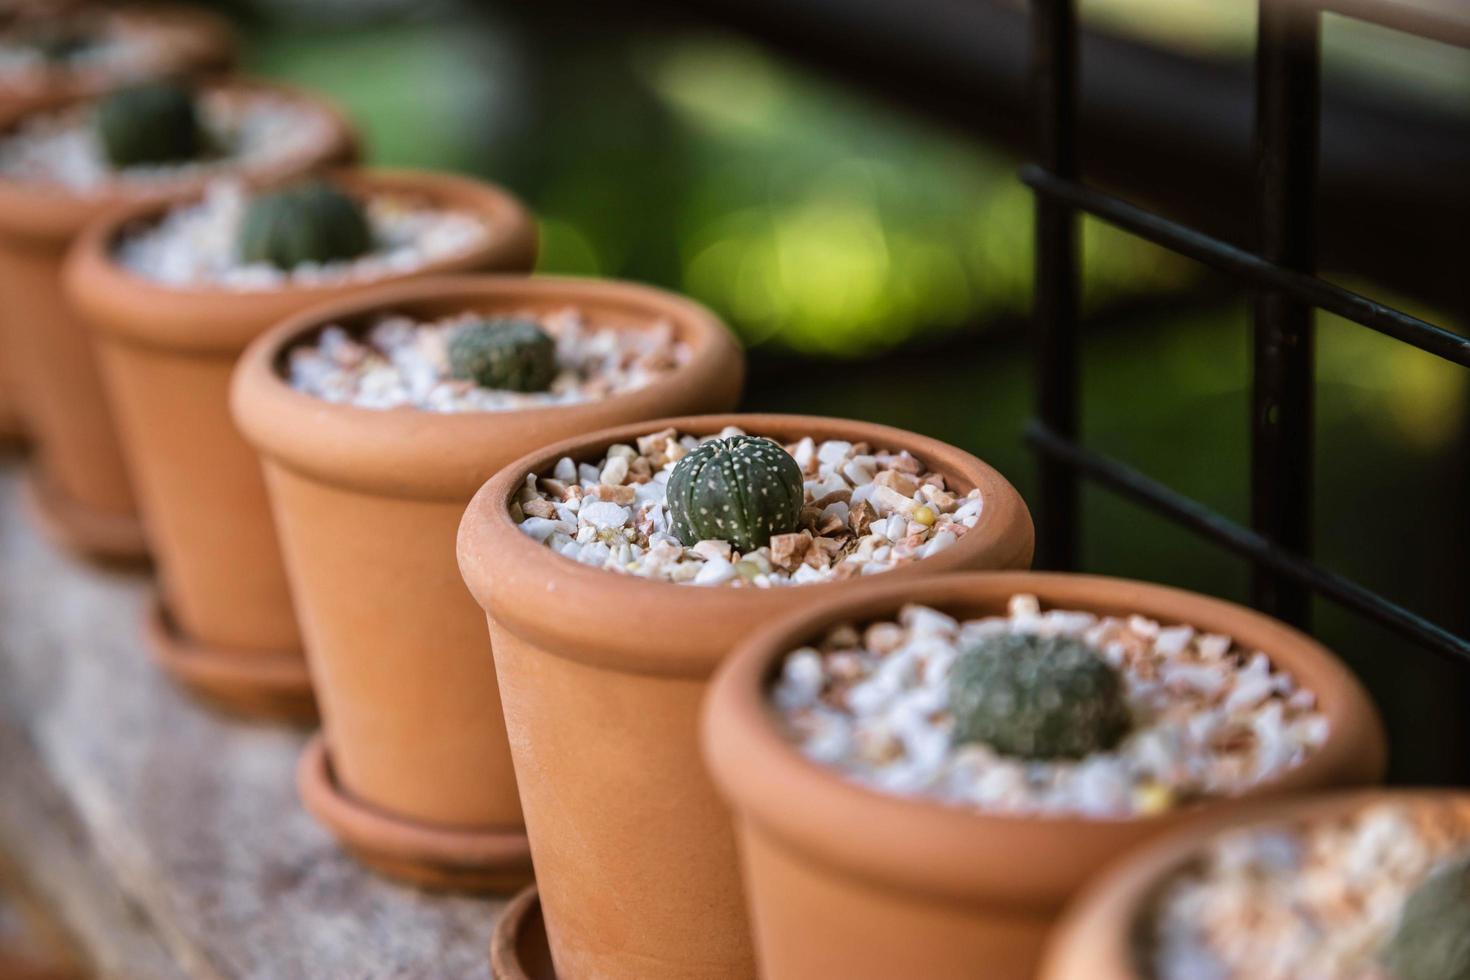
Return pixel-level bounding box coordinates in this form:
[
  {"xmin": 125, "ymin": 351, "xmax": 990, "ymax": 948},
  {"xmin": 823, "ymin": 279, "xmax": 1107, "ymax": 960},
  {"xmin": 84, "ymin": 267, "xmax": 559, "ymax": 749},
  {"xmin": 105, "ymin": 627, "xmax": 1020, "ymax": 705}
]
[
  {"xmin": 0, "ymin": 75, "xmax": 355, "ymax": 242},
  {"xmin": 701, "ymin": 571, "xmax": 1386, "ymax": 909},
  {"xmin": 0, "ymin": 4, "xmax": 235, "ymax": 104},
  {"xmin": 231, "ymin": 274, "xmax": 745, "ymax": 501},
  {"xmin": 1037, "ymin": 788, "xmax": 1470, "ymax": 980},
  {"xmin": 65, "ymin": 167, "xmax": 538, "ymax": 354},
  {"xmin": 457, "ymin": 414, "xmax": 1036, "ymax": 679}
]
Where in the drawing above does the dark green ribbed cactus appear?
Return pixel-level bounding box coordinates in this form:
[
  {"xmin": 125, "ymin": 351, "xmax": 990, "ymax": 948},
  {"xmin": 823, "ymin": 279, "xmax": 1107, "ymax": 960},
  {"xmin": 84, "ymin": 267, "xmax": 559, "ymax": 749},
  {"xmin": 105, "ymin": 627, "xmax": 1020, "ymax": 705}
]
[
  {"xmin": 237, "ymin": 180, "xmax": 373, "ymax": 269},
  {"xmin": 948, "ymin": 633, "xmax": 1130, "ymax": 760},
  {"xmin": 666, "ymin": 435, "xmax": 804, "ymax": 552},
  {"xmin": 1382, "ymin": 852, "xmax": 1470, "ymax": 980},
  {"xmin": 447, "ymin": 318, "xmax": 558, "ymax": 392},
  {"xmin": 95, "ymin": 81, "xmax": 203, "ymax": 167}
]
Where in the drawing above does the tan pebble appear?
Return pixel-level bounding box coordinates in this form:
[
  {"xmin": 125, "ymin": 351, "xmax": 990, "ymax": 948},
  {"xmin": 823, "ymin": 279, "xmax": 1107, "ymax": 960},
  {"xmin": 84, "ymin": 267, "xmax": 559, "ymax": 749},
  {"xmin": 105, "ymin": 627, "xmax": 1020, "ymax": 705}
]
[
  {"xmin": 770, "ymin": 530, "xmax": 813, "ymax": 570},
  {"xmin": 873, "ymin": 470, "xmax": 919, "ymax": 496},
  {"xmin": 849, "ymin": 500, "xmax": 878, "ymax": 536},
  {"xmin": 595, "ymin": 484, "xmax": 637, "ymax": 505},
  {"xmin": 638, "ymin": 428, "xmax": 676, "ymax": 457}
]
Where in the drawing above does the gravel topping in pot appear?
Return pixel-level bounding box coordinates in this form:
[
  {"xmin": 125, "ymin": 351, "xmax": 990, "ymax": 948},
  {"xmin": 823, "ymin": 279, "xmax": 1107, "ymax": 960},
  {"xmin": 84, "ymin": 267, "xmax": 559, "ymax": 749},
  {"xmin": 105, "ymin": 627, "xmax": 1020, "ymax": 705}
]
[
  {"xmin": 113, "ymin": 180, "xmax": 488, "ymax": 289},
  {"xmin": 1149, "ymin": 801, "xmax": 1470, "ymax": 980},
  {"xmin": 513, "ymin": 426, "xmax": 983, "ymax": 586},
  {"xmin": 771, "ymin": 594, "xmax": 1329, "ymax": 816},
  {"xmin": 0, "ymin": 89, "xmax": 334, "ymax": 191},
  {"xmin": 0, "ymin": 12, "xmax": 181, "ymax": 90},
  {"xmin": 288, "ymin": 310, "xmax": 690, "ymax": 411}
]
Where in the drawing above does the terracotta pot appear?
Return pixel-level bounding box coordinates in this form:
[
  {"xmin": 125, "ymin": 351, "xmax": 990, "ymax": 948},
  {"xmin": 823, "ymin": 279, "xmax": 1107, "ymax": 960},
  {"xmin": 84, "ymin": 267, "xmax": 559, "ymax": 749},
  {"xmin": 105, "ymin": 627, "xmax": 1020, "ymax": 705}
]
[
  {"xmin": 0, "ymin": 1, "xmax": 235, "ymax": 454},
  {"xmin": 1038, "ymin": 789, "xmax": 1468, "ymax": 980},
  {"xmin": 65, "ymin": 169, "xmax": 536, "ymax": 721},
  {"xmin": 0, "ymin": 5, "xmax": 236, "ymax": 118},
  {"xmin": 702, "ymin": 572, "xmax": 1388, "ymax": 980},
  {"xmin": 457, "ymin": 416, "xmax": 1034, "ymax": 980},
  {"xmin": 0, "ymin": 77, "xmax": 353, "ymax": 563},
  {"xmin": 232, "ymin": 274, "xmax": 744, "ymax": 887},
  {"xmin": 0, "ymin": 360, "xmax": 24, "ymax": 449}
]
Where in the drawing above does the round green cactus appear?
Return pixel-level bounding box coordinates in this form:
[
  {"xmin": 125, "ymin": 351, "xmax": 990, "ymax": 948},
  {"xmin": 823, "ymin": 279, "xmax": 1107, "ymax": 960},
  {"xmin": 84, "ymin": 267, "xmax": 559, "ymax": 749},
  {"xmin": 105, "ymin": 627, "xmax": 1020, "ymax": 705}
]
[
  {"xmin": 95, "ymin": 81, "xmax": 204, "ymax": 167},
  {"xmin": 1382, "ymin": 852, "xmax": 1470, "ymax": 980},
  {"xmin": 446, "ymin": 318, "xmax": 558, "ymax": 392},
  {"xmin": 666, "ymin": 435, "xmax": 804, "ymax": 552},
  {"xmin": 237, "ymin": 180, "xmax": 374, "ymax": 270},
  {"xmin": 948, "ymin": 632, "xmax": 1130, "ymax": 760}
]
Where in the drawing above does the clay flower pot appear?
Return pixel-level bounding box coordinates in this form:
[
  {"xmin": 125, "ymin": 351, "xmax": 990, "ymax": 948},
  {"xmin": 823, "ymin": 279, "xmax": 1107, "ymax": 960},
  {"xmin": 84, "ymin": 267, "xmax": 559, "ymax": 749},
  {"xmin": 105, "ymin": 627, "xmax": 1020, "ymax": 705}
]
[
  {"xmin": 1039, "ymin": 789, "xmax": 1469, "ymax": 980},
  {"xmin": 0, "ymin": 77, "xmax": 353, "ymax": 563},
  {"xmin": 702, "ymin": 572, "xmax": 1387, "ymax": 980},
  {"xmin": 0, "ymin": 5, "xmax": 235, "ymax": 118},
  {"xmin": 457, "ymin": 415, "xmax": 1034, "ymax": 979},
  {"xmin": 0, "ymin": 3, "xmax": 235, "ymax": 450},
  {"xmin": 231, "ymin": 275, "xmax": 744, "ymax": 889},
  {"xmin": 0, "ymin": 365, "xmax": 23, "ymax": 449},
  {"xmin": 65, "ymin": 168, "xmax": 537, "ymax": 721}
]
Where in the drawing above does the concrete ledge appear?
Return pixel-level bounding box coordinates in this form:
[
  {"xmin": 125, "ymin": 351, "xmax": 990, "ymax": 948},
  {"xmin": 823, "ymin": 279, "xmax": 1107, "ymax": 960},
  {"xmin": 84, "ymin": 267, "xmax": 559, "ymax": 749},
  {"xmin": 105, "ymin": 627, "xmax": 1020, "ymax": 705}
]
[{"xmin": 0, "ymin": 462, "xmax": 501, "ymax": 979}]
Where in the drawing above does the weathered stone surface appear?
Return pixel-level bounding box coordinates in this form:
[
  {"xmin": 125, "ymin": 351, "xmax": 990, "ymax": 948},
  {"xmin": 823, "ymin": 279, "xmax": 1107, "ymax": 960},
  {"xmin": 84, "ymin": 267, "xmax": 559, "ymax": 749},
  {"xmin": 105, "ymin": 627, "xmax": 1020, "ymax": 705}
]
[{"xmin": 0, "ymin": 463, "xmax": 502, "ymax": 979}]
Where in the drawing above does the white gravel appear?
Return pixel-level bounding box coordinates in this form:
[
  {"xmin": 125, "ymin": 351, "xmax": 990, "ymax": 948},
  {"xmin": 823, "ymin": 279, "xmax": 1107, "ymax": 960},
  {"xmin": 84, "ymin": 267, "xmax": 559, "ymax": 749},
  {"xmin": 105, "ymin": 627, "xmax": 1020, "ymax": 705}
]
[
  {"xmin": 514, "ymin": 426, "xmax": 983, "ymax": 586},
  {"xmin": 771, "ymin": 594, "xmax": 1330, "ymax": 817},
  {"xmin": 1150, "ymin": 800, "xmax": 1470, "ymax": 980},
  {"xmin": 0, "ymin": 11, "xmax": 181, "ymax": 90},
  {"xmin": 0, "ymin": 87, "xmax": 336, "ymax": 192},
  {"xmin": 288, "ymin": 309, "xmax": 690, "ymax": 411},
  {"xmin": 113, "ymin": 180, "xmax": 489, "ymax": 289}
]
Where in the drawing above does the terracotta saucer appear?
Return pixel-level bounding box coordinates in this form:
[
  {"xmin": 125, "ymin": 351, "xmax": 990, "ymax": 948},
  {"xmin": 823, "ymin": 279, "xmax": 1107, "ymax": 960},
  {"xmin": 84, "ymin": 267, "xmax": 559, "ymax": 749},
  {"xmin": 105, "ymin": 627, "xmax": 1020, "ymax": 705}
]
[
  {"xmin": 145, "ymin": 598, "xmax": 316, "ymax": 722},
  {"xmin": 0, "ymin": 412, "xmax": 25, "ymax": 452},
  {"xmin": 23, "ymin": 466, "xmax": 149, "ymax": 565},
  {"xmin": 297, "ymin": 735, "xmax": 535, "ymax": 893},
  {"xmin": 491, "ymin": 885, "xmax": 557, "ymax": 979}
]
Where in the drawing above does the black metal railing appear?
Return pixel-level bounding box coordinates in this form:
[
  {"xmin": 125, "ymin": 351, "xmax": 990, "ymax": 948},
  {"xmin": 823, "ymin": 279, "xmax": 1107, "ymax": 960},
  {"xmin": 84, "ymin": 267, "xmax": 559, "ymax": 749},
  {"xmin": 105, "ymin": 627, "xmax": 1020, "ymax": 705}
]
[{"xmin": 1026, "ymin": 0, "xmax": 1470, "ymax": 665}]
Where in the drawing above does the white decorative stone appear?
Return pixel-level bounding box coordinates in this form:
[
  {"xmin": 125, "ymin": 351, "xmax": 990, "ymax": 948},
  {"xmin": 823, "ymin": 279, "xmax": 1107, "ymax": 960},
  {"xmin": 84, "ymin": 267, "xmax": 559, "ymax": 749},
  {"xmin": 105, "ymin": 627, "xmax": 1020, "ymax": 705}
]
[{"xmin": 772, "ymin": 595, "xmax": 1331, "ymax": 818}]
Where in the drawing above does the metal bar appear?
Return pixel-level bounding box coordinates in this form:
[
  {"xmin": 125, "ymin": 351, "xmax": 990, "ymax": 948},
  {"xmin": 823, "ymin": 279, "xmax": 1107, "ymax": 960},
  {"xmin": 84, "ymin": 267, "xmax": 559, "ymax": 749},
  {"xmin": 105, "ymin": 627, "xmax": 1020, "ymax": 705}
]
[
  {"xmin": 1018, "ymin": 167, "xmax": 1470, "ymax": 368},
  {"xmin": 1031, "ymin": 0, "xmax": 1081, "ymax": 570},
  {"xmin": 1251, "ymin": 1, "xmax": 1321, "ymax": 627},
  {"xmin": 1027, "ymin": 421, "xmax": 1470, "ymax": 665}
]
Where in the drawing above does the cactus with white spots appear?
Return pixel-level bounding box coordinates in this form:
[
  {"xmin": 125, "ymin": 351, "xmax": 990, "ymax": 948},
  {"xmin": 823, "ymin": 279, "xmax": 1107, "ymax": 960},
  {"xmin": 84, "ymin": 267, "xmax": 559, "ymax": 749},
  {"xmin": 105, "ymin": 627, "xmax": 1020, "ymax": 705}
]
[{"xmin": 666, "ymin": 435, "xmax": 803, "ymax": 552}]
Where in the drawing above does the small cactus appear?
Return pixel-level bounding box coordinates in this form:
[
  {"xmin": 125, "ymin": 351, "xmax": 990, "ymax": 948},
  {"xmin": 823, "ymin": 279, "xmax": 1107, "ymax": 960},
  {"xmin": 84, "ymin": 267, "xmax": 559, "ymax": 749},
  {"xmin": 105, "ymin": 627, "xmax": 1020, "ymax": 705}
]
[
  {"xmin": 237, "ymin": 180, "xmax": 374, "ymax": 269},
  {"xmin": 1381, "ymin": 852, "xmax": 1470, "ymax": 980},
  {"xmin": 666, "ymin": 435, "xmax": 804, "ymax": 552},
  {"xmin": 95, "ymin": 81, "xmax": 203, "ymax": 167},
  {"xmin": 948, "ymin": 633, "xmax": 1131, "ymax": 760},
  {"xmin": 447, "ymin": 318, "xmax": 558, "ymax": 392}
]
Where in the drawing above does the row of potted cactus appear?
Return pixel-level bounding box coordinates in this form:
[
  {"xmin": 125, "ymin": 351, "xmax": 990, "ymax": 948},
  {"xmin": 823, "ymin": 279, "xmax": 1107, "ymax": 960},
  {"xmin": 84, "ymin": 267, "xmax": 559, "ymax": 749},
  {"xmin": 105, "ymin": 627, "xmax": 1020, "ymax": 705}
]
[{"xmin": 2, "ymin": 6, "xmax": 1460, "ymax": 980}]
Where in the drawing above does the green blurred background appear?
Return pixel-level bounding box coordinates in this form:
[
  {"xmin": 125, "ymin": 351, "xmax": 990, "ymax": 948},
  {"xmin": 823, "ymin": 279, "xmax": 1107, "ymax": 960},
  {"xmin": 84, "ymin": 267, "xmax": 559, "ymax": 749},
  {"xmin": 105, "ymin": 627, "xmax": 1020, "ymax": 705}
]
[{"xmin": 230, "ymin": 0, "xmax": 1468, "ymax": 781}]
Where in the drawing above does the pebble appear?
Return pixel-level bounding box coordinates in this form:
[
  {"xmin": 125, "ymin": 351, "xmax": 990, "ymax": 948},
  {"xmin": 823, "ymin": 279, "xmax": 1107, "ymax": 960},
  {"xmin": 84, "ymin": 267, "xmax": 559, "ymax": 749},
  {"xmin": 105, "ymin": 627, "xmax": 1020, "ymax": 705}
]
[
  {"xmin": 773, "ymin": 596, "xmax": 1330, "ymax": 818},
  {"xmin": 116, "ymin": 180, "xmax": 487, "ymax": 290},
  {"xmin": 0, "ymin": 89, "xmax": 335, "ymax": 192},
  {"xmin": 1151, "ymin": 801, "xmax": 1470, "ymax": 980},
  {"xmin": 580, "ymin": 501, "xmax": 630, "ymax": 529},
  {"xmin": 286, "ymin": 307, "xmax": 690, "ymax": 411},
  {"xmin": 514, "ymin": 427, "xmax": 983, "ymax": 588}
]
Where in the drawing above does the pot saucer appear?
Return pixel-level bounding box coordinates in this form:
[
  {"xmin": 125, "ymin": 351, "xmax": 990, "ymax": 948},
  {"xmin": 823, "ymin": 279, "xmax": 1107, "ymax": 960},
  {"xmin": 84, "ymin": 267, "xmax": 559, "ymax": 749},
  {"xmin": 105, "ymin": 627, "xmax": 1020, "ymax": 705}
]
[
  {"xmin": 24, "ymin": 466, "xmax": 150, "ymax": 565},
  {"xmin": 298, "ymin": 735, "xmax": 534, "ymax": 893},
  {"xmin": 0, "ymin": 412, "xmax": 25, "ymax": 452},
  {"xmin": 491, "ymin": 885, "xmax": 556, "ymax": 979},
  {"xmin": 146, "ymin": 598, "xmax": 316, "ymax": 722}
]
